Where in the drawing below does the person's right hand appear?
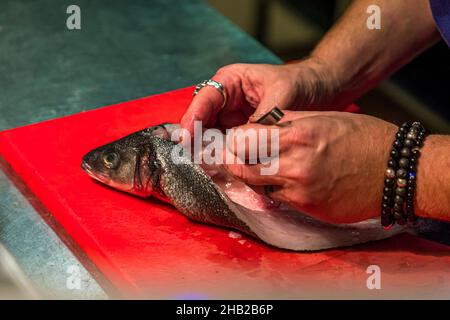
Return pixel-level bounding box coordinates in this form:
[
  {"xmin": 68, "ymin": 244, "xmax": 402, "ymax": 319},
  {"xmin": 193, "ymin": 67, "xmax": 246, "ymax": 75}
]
[{"xmin": 180, "ymin": 58, "xmax": 340, "ymax": 137}]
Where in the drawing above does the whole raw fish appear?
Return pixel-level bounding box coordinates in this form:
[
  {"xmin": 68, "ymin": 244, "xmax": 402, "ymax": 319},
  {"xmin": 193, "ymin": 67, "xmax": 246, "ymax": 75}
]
[{"xmin": 81, "ymin": 123, "xmax": 407, "ymax": 251}]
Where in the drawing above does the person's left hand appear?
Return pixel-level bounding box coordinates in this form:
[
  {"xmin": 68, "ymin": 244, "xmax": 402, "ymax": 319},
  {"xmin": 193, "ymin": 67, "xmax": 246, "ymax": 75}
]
[{"xmin": 223, "ymin": 111, "xmax": 398, "ymax": 224}]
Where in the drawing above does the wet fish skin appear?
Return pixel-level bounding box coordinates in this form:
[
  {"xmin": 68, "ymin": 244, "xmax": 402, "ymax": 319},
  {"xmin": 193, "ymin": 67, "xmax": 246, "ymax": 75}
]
[
  {"xmin": 82, "ymin": 129, "xmax": 158, "ymax": 198},
  {"xmin": 149, "ymin": 129, "xmax": 253, "ymax": 234},
  {"xmin": 82, "ymin": 123, "xmax": 406, "ymax": 251},
  {"xmin": 82, "ymin": 124, "xmax": 253, "ymax": 235}
]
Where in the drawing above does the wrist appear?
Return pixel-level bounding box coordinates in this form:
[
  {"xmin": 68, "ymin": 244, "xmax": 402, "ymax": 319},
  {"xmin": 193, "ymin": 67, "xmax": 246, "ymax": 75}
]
[
  {"xmin": 415, "ymin": 135, "xmax": 450, "ymax": 221},
  {"xmin": 380, "ymin": 122, "xmax": 429, "ymax": 227},
  {"xmin": 287, "ymin": 57, "xmax": 342, "ymax": 110},
  {"xmin": 309, "ymin": 49, "xmax": 378, "ymax": 108}
]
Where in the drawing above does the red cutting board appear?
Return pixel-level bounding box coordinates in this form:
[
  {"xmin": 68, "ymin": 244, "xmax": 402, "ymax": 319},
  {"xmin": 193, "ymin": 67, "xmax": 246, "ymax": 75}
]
[{"xmin": 1, "ymin": 87, "xmax": 449, "ymax": 299}]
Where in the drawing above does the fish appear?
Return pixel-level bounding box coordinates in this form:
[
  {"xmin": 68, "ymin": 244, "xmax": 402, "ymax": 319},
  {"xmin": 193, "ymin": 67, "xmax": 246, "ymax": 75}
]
[{"xmin": 81, "ymin": 123, "xmax": 407, "ymax": 251}]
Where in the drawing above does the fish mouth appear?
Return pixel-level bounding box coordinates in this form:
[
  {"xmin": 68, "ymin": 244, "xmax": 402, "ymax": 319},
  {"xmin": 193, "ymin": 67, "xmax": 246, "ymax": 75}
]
[
  {"xmin": 81, "ymin": 160, "xmax": 136, "ymax": 193},
  {"xmin": 81, "ymin": 161, "xmax": 108, "ymax": 182},
  {"xmin": 81, "ymin": 161, "xmax": 94, "ymax": 176}
]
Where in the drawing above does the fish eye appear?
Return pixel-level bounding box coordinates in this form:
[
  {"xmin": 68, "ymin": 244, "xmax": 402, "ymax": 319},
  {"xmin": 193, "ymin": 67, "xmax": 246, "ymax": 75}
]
[{"xmin": 102, "ymin": 151, "xmax": 120, "ymax": 169}]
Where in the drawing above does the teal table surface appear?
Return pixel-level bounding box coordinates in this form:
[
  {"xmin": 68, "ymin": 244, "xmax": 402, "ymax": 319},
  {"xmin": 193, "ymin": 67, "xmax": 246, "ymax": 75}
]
[
  {"xmin": 0, "ymin": 0, "xmax": 280, "ymax": 298},
  {"xmin": 0, "ymin": 0, "xmax": 280, "ymax": 131}
]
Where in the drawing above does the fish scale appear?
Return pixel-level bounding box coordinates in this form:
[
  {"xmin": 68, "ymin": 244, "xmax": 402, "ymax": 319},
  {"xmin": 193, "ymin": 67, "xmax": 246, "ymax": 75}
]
[{"xmin": 155, "ymin": 137, "xmax": 253, "ymax": 234}]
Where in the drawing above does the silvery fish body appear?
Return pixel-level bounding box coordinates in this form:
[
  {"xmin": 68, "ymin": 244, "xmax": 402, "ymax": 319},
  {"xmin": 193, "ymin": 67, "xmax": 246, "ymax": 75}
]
[{"xmin": 82, "ymin": 123, "xmax": 406, "ymax": 251}]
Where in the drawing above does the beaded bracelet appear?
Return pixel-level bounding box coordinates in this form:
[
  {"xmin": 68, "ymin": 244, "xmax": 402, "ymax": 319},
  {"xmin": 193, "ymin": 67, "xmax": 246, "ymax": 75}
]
[{"xmin": 381, "ymin": 121, "xmax": 428, "ymax": 229}]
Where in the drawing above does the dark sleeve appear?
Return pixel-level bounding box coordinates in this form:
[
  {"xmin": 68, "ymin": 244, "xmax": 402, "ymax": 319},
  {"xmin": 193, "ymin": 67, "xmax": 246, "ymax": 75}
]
[{"xmin": 429, "ymin": 0, "xmax": 450, "ymax": 47}]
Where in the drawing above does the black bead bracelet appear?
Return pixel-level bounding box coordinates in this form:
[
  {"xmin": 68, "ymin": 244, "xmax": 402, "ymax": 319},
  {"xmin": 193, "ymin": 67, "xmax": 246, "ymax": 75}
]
[{"xmin": 381, "ymin": 121, "xmax": 428, "ymax": 229}]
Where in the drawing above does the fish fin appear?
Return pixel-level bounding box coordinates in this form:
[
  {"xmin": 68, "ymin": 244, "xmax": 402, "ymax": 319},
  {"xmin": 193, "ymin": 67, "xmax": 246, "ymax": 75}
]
[{"xmin": 228, "ymin": 202, "xmax": 406, "ymax": 251}]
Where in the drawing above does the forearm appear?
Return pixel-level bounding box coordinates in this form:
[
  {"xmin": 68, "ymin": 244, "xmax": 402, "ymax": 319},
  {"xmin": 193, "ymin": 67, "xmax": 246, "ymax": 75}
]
[
  {"xmin": 416, "ymin": 135, "xmax": 450, "ymax": 221},
  {"xmin": 305, "ymin": 0, "xmax": 440, "ymax": 108}
]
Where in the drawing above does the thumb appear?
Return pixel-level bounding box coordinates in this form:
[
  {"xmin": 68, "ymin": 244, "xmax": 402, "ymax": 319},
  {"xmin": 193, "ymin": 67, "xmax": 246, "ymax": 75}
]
[
  {"xmin": 248, "ymin": 86, "xmax": 325, "ymax": 123},
  {"xmin": 248, "ymin": 92, "xmax": 291, "ymax": 123}
]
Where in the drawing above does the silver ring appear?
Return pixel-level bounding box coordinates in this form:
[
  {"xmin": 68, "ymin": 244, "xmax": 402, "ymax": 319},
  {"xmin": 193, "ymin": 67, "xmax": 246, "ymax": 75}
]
[{"xmin": 193, "ymin": 79, "xmax": 227, "ymax": 109}]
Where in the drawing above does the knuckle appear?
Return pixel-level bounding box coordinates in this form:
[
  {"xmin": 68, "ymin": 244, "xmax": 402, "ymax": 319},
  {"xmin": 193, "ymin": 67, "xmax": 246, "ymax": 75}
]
[
  {"xmin": 295, "ymin": 161, "xmax": 316, "ymax": 186},
  {"xmin": 290, "ymin": 125, "xmax": 312, "ymax": 145},
  {"xmin": 215, "ymin": 63, "xmax": 249, "ymax": 79},
  {"xmin": 215, "ymin": 66, "xmax": 228, "ymax": 76},
  {"xmin": 216, "ymin": 63, "xmax": 240, "ymax": 75}
]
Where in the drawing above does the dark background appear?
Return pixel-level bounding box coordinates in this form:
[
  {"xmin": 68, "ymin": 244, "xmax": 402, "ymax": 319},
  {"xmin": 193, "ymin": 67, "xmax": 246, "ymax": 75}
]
[{"xmin": 208, "ymin": 0, "xmax": 450, "ymax": 133}]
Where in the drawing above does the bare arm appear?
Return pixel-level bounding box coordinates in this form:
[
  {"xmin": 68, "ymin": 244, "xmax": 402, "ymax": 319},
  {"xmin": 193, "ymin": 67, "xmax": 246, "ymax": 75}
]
[
  {"xmin": 307, "ymin": 0, "xmax": 449, "ymax": 220},
  {"xmin": 181, "ymin": 0, "xmax": 441, "ymax": 131},
  {"xmin": 416, "ymin": 136, "xmax": 450, "ymax": 221},
  {"xmin": 305, "ymin": 0, "xmax": 441, "ymax": 108}
]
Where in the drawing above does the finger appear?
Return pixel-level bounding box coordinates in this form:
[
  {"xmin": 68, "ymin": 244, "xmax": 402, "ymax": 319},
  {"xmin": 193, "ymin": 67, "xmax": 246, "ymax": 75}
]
[
  {"xmin": 223, "ymin": 161, "xmax": 285, "ymax": 186},
  {"xmin": 222, "ymin": 144, "xmax": 284, "ymax": 185},
  {"xmin": 180, "ymin": 88, "xmax": 219, "ymax": 137},
  {"xmin": 217, "ymin": 104, "xmax": 255, "ymax": 129},
  {"xmin": 225, "ymin": 123, "xmax": 291, "ymax": 161},
  {"xmin": 217, "ymin": 110, "xmax": 249, "ymax": 129},
  {"xmin": 276, "ymin": 110, "xmax": 322, "ymax": 124},
  {"xmin": 248, "ymin": 86, "xmax": 295, "ymax": 123},
  {"xmin": 180, "ymin": 72, "xmax": 234, "ymax": 137},
  {"xmin": 264, "ymin": 185, "xmax": 293, "ymax": 204}
]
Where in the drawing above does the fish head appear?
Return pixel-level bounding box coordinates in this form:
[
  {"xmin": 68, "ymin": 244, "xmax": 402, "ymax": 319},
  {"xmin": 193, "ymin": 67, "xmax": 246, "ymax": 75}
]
[{"xmin": 81, "ymin": 131, "xmax": 159, "ymax": 197}]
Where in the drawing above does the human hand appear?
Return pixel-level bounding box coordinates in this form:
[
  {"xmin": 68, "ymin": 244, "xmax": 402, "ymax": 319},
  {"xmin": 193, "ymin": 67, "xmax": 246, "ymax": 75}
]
[
  {"xmin": 223, "ymin": 111, "xmax": 398, "ymax": 224},
  {"xmin": 180, "ymin": 58, "xmax": 340, "ymax": 137}
]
